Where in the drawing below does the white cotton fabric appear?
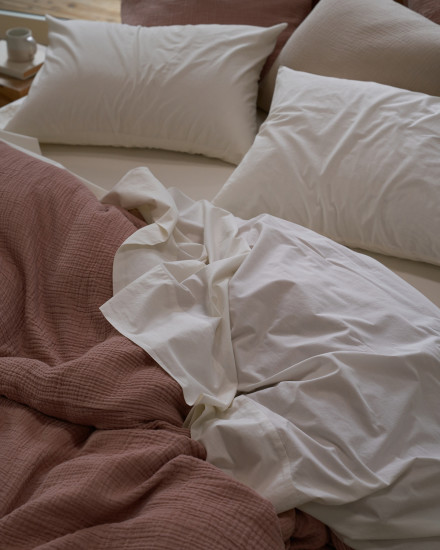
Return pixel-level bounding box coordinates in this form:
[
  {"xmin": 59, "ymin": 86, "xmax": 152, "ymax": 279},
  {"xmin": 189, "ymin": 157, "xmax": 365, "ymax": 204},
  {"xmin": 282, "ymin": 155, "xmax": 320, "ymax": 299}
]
[
  {"xmin": 101, "ymin": 168, "xmax": 440, "ymax": 550},
  {"xmin": 5, "ymin": 17, "xmax": 285, "ymax": 165},
  {"xmin": 101, "ymin": 168, "xmax": 248, "ymax": 408},
  {"xmin": 215, "ymin": 67, "xmax": 440, "ymax": 265}
]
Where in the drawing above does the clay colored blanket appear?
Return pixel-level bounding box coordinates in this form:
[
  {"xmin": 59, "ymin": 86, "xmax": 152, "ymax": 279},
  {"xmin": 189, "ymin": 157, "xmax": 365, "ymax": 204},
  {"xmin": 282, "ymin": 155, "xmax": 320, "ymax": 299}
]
[{"xmin": 0, "ymin": 141, "xmax": 349, "ymax": 550}]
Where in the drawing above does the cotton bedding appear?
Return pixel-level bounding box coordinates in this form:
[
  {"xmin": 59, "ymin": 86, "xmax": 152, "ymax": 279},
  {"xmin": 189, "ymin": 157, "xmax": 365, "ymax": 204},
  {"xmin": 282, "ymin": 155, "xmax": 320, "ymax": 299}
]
[{"xmin": 1, "ymin": 0, "xmax": 440, "ymax": 548}]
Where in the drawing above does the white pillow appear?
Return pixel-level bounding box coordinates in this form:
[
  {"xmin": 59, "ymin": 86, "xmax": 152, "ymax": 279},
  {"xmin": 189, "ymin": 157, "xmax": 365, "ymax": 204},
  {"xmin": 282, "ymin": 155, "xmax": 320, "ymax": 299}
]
[
  {"xmin": 5, "ymin": 17, "xmax": 285, "ymax": 165},
  {"xmin": 214, "ymin": 67, "xmax": 440, "ymax": 265}
]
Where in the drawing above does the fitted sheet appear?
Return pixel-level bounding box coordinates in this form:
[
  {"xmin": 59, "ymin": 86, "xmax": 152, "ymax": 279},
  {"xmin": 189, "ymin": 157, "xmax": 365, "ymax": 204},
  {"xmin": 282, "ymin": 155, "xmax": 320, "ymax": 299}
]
[
  {"xmin": 0, "ymin": 99, "xmax": 438, "ymax": 309},
  {"xmin": 0, "ymin": 98, "xmax": 233, "ymax": 201}
]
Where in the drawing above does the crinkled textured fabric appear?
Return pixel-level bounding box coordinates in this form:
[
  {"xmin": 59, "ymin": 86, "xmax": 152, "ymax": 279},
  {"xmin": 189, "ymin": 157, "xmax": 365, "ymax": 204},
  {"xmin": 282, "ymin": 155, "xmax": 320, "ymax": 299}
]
[{"xmin": 0, "ymin": 141, "xmax": 349, "ymax": 550}]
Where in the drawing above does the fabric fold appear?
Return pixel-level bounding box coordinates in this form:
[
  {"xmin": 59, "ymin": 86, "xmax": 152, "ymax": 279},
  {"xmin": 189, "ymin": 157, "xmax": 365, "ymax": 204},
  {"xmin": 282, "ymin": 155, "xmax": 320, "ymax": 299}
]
[
  {"xmin": 101, "ymin": 167, "xmax": 250, "ymax": 410},
  {"xmin": 101, "ymin": 166, "xmax": 440, "ymax": 550}
]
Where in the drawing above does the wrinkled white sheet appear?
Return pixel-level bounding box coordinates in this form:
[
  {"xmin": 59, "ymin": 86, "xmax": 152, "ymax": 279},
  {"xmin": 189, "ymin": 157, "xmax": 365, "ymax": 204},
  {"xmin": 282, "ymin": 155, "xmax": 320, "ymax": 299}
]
[{"xmin": 101, "ymin": 167, "xmax": 440, "ymax": 550}]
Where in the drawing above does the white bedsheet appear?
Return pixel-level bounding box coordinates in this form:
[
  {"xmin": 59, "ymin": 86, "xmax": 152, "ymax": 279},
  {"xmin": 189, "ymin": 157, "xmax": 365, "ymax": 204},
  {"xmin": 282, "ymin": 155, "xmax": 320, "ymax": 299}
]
[{"xmin": 100, "ymin": 167, "xmax": 440, "ymax": 550}]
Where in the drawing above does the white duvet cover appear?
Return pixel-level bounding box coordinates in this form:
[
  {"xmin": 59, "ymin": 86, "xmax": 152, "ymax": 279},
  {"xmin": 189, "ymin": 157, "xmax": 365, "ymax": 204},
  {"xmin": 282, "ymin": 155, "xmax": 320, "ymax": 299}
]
[{"xmin": 100, "ymin": 167, "xmax": 440, "ymax": 550}]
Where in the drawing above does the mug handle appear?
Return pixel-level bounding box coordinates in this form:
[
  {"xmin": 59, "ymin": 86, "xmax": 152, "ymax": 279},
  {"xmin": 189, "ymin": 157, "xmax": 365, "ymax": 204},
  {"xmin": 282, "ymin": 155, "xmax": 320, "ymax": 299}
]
[{"xmin": 26, "ymin": 35, "xmax": 37, "ymax": 57}]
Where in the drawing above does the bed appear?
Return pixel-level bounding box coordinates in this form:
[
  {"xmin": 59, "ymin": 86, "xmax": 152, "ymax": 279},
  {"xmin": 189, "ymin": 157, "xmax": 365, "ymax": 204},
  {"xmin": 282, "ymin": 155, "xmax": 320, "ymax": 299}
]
[{"xmin": 0, "ymin": 0, "xmax": 439, "ymax": 549}]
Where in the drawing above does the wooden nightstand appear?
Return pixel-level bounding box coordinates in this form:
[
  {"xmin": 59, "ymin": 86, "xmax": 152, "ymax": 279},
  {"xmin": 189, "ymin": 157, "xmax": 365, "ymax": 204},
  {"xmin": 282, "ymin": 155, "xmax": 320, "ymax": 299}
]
[
  {"xmin": 0, "ymin": 40, "xmax": 46, "ymax": 107},
  {"xmin": 0, "ymin": 73, "xmax": 35, "ymax": 106}
]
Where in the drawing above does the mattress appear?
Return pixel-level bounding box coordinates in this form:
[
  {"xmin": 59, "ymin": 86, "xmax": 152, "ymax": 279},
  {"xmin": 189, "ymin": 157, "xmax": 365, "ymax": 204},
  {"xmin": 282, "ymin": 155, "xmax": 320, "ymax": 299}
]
[{"xmin": 1, "ymin": 100, "xmax": 439, "ymax": 309}]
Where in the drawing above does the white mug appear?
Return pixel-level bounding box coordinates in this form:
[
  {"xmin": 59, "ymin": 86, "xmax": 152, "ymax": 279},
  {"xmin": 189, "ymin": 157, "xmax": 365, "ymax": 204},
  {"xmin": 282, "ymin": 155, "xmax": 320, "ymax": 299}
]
[{"xmin": 6, "ymin": 27, "xmax": 37, "ymax": 63}]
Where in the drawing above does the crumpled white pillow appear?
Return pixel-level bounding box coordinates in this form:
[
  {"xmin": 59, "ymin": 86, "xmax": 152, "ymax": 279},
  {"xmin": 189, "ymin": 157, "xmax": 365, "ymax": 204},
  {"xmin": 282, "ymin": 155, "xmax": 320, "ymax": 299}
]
[
  {"xmin": 214, "ymin": 66, "xmax": 440, "ymax": 265},
  {"xmin": 5, "ymin": 16, "xmax": 285, "ymax": 165}
]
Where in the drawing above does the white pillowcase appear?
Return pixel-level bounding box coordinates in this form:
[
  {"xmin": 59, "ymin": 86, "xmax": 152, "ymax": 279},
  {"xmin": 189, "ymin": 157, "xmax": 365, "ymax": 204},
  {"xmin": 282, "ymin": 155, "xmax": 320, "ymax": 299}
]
[
  {"xmin": 214, "ymin": 67, "xmax": 440, "ymax": 265},
  {"xmin": 5, "ymin": 17, "xmax": 285, "ymax": 165}
]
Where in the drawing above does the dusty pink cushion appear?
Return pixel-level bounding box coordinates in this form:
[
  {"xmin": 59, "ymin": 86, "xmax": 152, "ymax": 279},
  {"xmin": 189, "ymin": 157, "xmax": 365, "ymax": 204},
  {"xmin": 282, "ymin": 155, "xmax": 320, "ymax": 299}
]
[
  {"xmin": 407, "ymin": 0, "xmax": 440, "ymax": 24},
  {"xmin": 120, "ymin": 0, "xmax": 313, "ymax": 78}
]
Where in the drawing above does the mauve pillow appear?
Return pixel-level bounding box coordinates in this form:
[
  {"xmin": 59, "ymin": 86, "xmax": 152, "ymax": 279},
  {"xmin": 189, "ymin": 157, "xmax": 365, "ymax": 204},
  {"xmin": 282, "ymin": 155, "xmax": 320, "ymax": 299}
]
[
  {"xmin": 120, "ymin": 0, "xmax": 313, "ymax": 79},
  {"xmin": 407, "ymin": 0, "xmax": 440, "ymax": 24}
]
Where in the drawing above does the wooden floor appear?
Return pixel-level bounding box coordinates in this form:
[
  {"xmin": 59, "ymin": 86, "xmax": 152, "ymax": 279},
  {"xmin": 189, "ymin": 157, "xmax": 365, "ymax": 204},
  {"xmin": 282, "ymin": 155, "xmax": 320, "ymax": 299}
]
[{"xmin": 0, "ymin": 0, "xmax": 121, "ymax": 22}]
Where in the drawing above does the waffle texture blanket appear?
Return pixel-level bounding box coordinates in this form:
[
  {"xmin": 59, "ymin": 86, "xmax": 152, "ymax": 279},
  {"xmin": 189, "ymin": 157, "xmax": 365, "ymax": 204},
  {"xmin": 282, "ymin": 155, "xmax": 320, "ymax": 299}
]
[{"xmin": 0, "ymin": 141, "xmax": 349, "ymax": 550}]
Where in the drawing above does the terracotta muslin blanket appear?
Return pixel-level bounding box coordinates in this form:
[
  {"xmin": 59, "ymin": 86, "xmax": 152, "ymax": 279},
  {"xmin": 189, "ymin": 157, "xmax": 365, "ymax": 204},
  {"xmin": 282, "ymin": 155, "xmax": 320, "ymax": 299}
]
[{"xmin": 0, "ymin": 141, "xmax": 350, "ymax": 549}]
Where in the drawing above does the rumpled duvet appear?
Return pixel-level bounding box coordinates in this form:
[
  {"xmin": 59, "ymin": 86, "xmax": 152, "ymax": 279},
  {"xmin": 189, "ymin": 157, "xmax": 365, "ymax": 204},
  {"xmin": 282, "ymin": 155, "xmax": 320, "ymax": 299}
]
[
  {"xmin": 0, "ymin": 140, "xmax": 350, "ymax": 550},
  {"xmin": 101, "ymin": 167, "xmax": 440, "ymax": 550}
]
